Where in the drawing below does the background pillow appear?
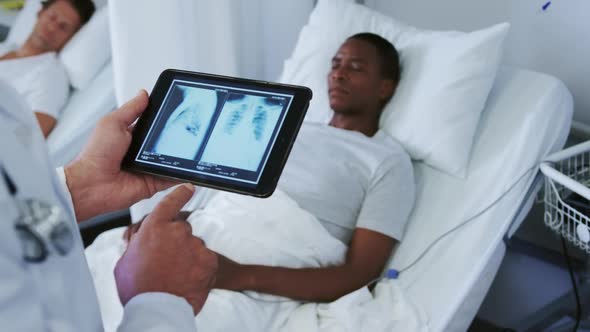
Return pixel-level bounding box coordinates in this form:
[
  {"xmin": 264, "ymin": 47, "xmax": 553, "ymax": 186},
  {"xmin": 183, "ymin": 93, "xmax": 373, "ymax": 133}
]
[
  {"xmin": 59, "ymin": 5, "xmax": 110, "ymax": 90},
  {"xmin": 279, "ymin": 0, "xmax": 509, "ymax": 177}
]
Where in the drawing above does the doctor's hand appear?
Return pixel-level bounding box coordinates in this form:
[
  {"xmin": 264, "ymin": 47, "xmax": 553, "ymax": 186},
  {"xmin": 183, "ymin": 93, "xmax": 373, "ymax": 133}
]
[
  {"xmin": 123, "ymin": 210, "xmax": 192, "ymax": 244},
  {"xmin": 64, "ymin": 90, "xmax": 180, "ymax": 222},
  {"xmin": 115, "ymin": 185, "xmax": 218, "ymax": 315}
]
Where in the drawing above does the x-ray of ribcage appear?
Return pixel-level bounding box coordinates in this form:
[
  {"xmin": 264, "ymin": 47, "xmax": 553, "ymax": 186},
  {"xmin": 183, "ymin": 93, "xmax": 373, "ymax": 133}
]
[
  {"xmin": 201, "ymin": 94, "xmax": 283, "ymax": 172},
  {"xmin": 252, "ymin": 107, "xmax": 268, "ymax": 141},
  {"xmin": 153, "ymin": 87, "xmax": 217, "ymax": 160}
]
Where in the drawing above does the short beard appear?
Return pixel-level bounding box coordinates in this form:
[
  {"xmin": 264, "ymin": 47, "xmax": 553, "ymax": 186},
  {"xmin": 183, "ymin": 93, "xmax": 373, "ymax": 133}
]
[{"xmin": 330, "ymin": 104, "xmax": 362, "ymax": 115}]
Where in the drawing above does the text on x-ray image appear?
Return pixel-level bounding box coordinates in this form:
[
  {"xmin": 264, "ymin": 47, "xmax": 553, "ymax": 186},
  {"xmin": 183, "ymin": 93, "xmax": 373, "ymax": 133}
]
[
  {"xmin": 201, "ymin": 94, "xmax": 285, "ymax": 171},
  {"xmin": 153, "ymin": 86, "xmax": 217, "ymax": 160}
]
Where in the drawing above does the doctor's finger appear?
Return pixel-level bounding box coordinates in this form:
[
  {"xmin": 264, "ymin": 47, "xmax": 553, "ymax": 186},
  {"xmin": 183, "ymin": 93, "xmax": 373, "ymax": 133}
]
[
  {"xmin": 111, "ymin": 90, "xmax": 149, "ymax": 128},
  {"xmin": 143, "ymin": 184, "xmax": 196, "ymax": 227}
]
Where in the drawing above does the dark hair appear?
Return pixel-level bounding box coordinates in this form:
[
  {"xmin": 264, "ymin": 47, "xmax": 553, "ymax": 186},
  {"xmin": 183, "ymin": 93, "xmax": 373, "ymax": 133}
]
[
  {"xmin": 348, "ymin": 33, "xmax": 401, "ymax": 84},
  {"xmin": 42, "ymin": 0, "xmax": 96, "ymax": 25}
]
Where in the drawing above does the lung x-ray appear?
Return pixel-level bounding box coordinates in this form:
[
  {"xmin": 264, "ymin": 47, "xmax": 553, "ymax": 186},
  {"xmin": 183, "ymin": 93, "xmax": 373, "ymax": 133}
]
[
  {"xmin": 152, "ymin": 86, "xmax": 217, "ymax": 160},
  {"xmin": 140, "ymin": 82, "xmax": 290, "ymax": 175},
  {"xmin": 201, "ymin": 94, "xmax": 284, "ymax": 171}
]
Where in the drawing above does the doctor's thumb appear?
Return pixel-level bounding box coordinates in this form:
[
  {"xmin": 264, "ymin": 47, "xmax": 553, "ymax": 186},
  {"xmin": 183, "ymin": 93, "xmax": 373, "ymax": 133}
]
[
  {"xmin": 143, "ymin": 184, "xmax": 196, "ymax": 226},
  {"xmin": 113, "ymin": 90, "xmax": 150, "ymax": 128}
]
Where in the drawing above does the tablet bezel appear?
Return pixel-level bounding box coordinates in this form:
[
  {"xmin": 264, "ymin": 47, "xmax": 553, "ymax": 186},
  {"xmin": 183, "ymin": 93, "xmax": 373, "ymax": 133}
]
[{"xmin": 122, "ymin": 69, "xmax": 312, "ymax": 198}]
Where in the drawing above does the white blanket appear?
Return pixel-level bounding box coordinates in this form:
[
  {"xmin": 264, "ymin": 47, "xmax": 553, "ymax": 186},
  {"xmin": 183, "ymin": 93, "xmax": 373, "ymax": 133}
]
[{"xmin": 85, "ymin": 190, "xmax": 427, "ymax": 331}]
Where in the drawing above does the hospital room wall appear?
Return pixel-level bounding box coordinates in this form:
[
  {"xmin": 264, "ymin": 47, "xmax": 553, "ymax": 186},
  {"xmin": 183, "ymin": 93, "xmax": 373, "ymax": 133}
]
[
  {"xmin": 234, "ymin": 0, "xmax": 315, "ymax": 81},
  {"xmin": 366, "ymin": 0, "xmax": 590, "ymax": 129}
]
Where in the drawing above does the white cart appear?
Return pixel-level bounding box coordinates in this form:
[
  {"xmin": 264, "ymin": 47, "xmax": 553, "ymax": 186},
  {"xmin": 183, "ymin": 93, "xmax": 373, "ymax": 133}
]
[
  {"xmin": 542, "ymin": 140, "xmax": 590, "ymax": 252},
  {"xmin": 516, "ymin": 141, "xmax": 590, "ymax": 332}
]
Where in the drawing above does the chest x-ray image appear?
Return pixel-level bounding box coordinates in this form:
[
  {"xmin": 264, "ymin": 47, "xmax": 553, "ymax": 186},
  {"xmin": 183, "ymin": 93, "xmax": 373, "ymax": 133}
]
[
  {"xmin": 152, "ymin": 86, "xmax": 218, "ymax": 160},
  {"xmin": 200, "ymin": 93, "xmax": 285, "ymax": 171}
]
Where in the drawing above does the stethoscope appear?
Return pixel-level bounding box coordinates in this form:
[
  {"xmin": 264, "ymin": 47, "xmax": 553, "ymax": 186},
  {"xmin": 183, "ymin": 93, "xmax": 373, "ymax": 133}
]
[{"xmin": 1, "ymin": 164, "xmax": 74, "ymax": 263}]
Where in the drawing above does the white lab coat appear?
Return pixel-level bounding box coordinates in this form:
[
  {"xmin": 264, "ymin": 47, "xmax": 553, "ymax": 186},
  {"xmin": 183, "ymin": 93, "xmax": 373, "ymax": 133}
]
[{"xmin": 0, "ymin": 80, "xmax": 198, "ymax": 331}]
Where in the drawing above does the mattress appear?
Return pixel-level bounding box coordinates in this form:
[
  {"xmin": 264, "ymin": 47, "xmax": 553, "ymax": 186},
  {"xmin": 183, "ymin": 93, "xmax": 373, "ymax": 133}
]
[
  {"xmin": 47, "ymin": 62, "xmax": 116, "ymax": 167},
  {"xmin": 388, "ymin": 66, "xmax": 573, "ymax": 332}
]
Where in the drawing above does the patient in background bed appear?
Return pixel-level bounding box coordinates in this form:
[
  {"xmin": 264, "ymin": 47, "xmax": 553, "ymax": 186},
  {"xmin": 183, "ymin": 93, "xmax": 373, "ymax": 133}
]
[
  {"xmin": 127, "ymin": 33, "xmax": 416, "ymax": 303},
  {"xmin": 0, "ymin": 0, "xmax": 95, "ymax": 137}
]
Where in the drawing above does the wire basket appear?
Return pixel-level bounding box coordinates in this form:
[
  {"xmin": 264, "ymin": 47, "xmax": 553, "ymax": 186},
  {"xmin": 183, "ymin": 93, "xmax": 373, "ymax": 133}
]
[{"xmin": 541, "ymin": 141, "xmax": 590, "ymax": 253}]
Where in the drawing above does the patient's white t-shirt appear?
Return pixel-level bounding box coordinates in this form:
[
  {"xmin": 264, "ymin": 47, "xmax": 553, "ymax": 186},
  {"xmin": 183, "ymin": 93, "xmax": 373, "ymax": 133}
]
[
  {"xmin": 0, "ymin": 42, "xmax": 69, "ymax": 119},
  {"xmin": 278, "ymin": 123, "xmax": 415, "ymax": 244},
  {"xmin": 130, "ymin": 122, "xmax": 416, "ymax": 245}
]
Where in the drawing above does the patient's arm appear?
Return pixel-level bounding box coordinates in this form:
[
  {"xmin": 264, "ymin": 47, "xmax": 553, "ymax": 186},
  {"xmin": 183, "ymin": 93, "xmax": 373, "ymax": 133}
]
[
  {"xmin": 34, "ymin": 112, "xmax": 57, "ymax": 138},
  {"xmin": 214, "ymin": 228, "xmax": 396, "ymax": 303}
]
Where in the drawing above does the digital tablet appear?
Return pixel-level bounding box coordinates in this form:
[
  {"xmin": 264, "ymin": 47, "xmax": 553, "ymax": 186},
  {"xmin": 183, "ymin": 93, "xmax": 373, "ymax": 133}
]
[{"xmin": 123, "ymin": 69, "xmax": 312, "ymax": 198}]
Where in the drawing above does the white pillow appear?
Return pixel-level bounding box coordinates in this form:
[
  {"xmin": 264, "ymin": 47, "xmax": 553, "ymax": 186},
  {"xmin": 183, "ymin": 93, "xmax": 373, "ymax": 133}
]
[
  {"xmin": 279, "ymin": 0, "xmax": 509, "ymax": 177},
  {"xmin": 59, "ymin": 5, "xmax": 110, "ymax": 89}
]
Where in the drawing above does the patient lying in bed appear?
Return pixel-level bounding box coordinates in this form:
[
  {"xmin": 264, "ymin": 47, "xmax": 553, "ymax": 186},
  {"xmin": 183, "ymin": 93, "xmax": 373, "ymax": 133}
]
[
  {"xmin": 0, "ymin": 0, "xmax": 95, "ymax": 137},
  {"xmin": 86, "ymin": 33, "xmax": 416, "ymax": 331}
]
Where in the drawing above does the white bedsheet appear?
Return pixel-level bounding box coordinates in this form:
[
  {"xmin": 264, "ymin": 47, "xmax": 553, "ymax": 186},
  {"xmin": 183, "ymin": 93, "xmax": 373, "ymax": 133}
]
[
  {"xmin": 86, "ymin": 190, "xmax": 427, "ymax": 331},
  {"xmin": 47, "ymin": 63, "xmax": 116, "ymax": 166},
  {"xmin": 387, "ymin": 66, "xmax": 573, "ymax": 332},
  {"xmin": 281, "ymin": 280, "xmax": 427, "ymax": 332}
]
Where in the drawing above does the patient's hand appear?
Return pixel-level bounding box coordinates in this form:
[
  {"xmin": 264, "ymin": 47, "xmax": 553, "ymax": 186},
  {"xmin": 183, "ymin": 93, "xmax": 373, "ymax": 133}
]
[
  {"xmin": 213, "ymin": 253, "xmax": 246, "ymax": 291},
  {"xmin": 64, "ymin": 90, "xmax": 182, "ymax": 222},
  {"xmin": 115, "ymin": 185, "xmax": 218, "ymax": 315}
]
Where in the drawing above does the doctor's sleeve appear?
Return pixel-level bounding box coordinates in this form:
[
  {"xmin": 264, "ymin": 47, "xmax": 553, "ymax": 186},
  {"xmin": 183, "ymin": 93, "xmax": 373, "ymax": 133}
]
[{"xmin": 117, "ymin": 293, "xmax": 198, "ymax": 332}]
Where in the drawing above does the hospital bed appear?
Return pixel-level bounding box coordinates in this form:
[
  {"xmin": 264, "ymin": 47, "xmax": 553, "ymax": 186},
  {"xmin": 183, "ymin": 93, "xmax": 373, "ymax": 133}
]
[
  {"xmin": 119, "ymin": 65, "xmax": 573, "ymax": 332},
  {"xmin": 3, "ymin": 0, "xmax": 115, "ymax": 167},
  {"xmin": 390, "ymin": 67, "xmax": 572, "ymax": 331},
  {"xmin": 119, "ymin": 38, "xmax": 570, "ymax": 332},
  {"xmin": 261, "ymin": 1, "xmax": 573, "ymax": 328},
  {"xmin": 7, "ymin": 0, "xmax": 573, "ymax": 331},
  {"xmin": 88, "ymin": 64, "xmax": 574, "ymax": 331},
  {"xmin": 105, "ymin": 1, "xmax": 573, "ymax": 330}
]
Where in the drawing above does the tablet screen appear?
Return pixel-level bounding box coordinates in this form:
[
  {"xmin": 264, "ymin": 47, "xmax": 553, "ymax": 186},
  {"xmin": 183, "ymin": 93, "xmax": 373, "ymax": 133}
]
[{"xmin": 134, "ymin": 79, "xmax": 294, "ymax": 187}]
